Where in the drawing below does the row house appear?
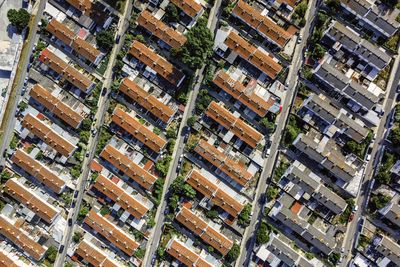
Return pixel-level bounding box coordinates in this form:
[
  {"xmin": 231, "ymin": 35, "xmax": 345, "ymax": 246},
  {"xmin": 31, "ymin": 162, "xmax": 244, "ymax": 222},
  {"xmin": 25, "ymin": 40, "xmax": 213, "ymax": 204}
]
[
  {"xmin": 74, "ymin": 239, "xmax": 120, "ymax": 267},
  {"xmin": 379, "ymin": 199, "xmax": 400, "ymax": 228},
  {"xmin": 169, "ymin": 0, "xmax": 204, "ymax": 27},
  {"xmin": 0, "ymin": 250, "xmax": 33, "ymax": 267},
  {"xmin": 374, "ymin": 235, "xmax": 400, "ymax": 266},
  {"xmin": 166, "ymin": 238, "xmax": 216, "ymax": 267},
  {"xmin": 65, "ymin": 0, "xmax": 113, "ymax": 29}
]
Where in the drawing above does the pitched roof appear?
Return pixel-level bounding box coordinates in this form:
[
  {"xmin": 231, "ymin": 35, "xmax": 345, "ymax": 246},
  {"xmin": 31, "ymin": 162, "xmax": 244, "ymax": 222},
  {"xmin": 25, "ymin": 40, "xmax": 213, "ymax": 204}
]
[
  {"xmin": 129, "ymin": 41, "xmax": 185, "ymax": 86},
  {"xmin": 213, "ymin": 71, "xmax": 275, "ymax": 117},
  {"xmin": 225, "ymin": 32, "xmax": 282, "ymax": 79},
  {"xmin": 100, "ymin": 144, "xmax": 157, "ymax": 190},
  {"xmin": 11, "ymin": 149, "xmax": 66, "ymax": 194},
  {"xmin": 112, "ymin": 107, "xmax": 167, "ymax": 152},
  {"xmin": 0, "ymin": 250, "xmax": 28, "ymax": 267},
  {"xmin": 22, "ymin": 113, "xmax": 77, "ymax": 157},
  {"xmin": 93, "ymin": 174, "xmax": 149, "ymax": 219},
  {"xmin": 75, "ymin": 239, "xmax": 119, "ymax": 267},
  {"xmin": 169, "ymin": 0, "xmax": 203, "ymax": 18},
  {"xmin": 4, "ymin": 179, "xmax": 59, "ymax": 224},
  {"xmin": 137, "ymin": 10, "xmax": 187, "ymax": 49},
  {"xmin": 176, "ymin": 207, "xmax": 233, "ymax": 255},
  {"xmin": 194, "ymin": 140, "xmax": 253, "ymax": 187},
  {"xmin": 166, "ymin": 238, "xmax": 213, "ymax": 267},
  {"xmin": 233, "ymin": 0, "xmax": 292, "ymax": 48},
  {"xmin": 376, "ymin": 235, "xmax": 400, "ymax": 266},
  {"xmin": 185, "ymin": 170, "xmax": 245, "ymax": 217},
  {"xmin": 66, "ymin": 0, "xmax": 109, "ymax": 26},
  {"xmin": 0, "ymin": 215, "xmax": 46, "ymax": 261},
  {"xmin": 72, "ymin": 36, "xmax": 102, "ymax": 63},
  {"xmin": 29, "ymin": 84, "xmax": 84, "ymax": 129},
  {"xmin": 84, "ymin": 209, "xmax": 139, "ymax": 256},
  {"xmin": 46, "ymin": 19, "xmax": 74, "ymax": 46},
  {"xmin": 206, "ymin": 101, "xmax": 263, "ymax": 148},
  {"xmin": 39, "ymin": 48, "xmax": 94, "ymax": 93},
  {"xmin": 119, "ymin": 78, "xmax": 175, "ymax": 124}
]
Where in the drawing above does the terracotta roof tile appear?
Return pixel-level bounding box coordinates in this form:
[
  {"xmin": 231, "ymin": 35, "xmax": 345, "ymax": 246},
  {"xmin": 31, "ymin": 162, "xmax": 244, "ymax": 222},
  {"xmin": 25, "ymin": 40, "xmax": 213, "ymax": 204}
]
[
  {"xmin": 46, "ymin": 19, "xmax": 74, "ymax": 46},
  {"xmin": 166, "ymin": 238, "xmax": 213, "ymax": 267},
  {"xmin": 170, "ymin": 0, "xmax": 203, "ymax": 18},
  {"xmin": 75, "ymin": 239, "xmax": 119, "ymax": 267},
  {"xmin": 0, "ymin": 250, "xmax": 25, "ymax": 267},
  {"xmin": 71, "ymin": 36, "xmax": 101, "ymax": 63}
]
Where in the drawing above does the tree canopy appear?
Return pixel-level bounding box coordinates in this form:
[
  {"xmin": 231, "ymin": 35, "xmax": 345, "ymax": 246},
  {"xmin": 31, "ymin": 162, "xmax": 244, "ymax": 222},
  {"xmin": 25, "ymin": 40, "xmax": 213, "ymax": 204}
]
[
  {"xmin": 165, "ymin": 3, "xmax": 179, "ymax": 22},
  {"xmin": 7, "ymin": 9, "xmax": 30, "ymax": 33},
  {"xmin": 225, "ymin": 243, "xmax": 240, "ymax": 263},
  {"xmin": 96, "ymin": 30, "xmax": 115, "ymax": 51}
]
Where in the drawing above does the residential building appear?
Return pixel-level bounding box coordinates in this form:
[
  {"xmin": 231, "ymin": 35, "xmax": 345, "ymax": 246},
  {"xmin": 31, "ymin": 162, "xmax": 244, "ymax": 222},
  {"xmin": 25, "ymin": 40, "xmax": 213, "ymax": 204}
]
[
  {"xmin": 39, "ymin": 48, "xmax": 95, "ymax": 94},
  {"xmin": 222, "ymin": 31, "xmax": 283, "ymax": 79},
  {"xmin": 374, "ymin": 235, "xmax": 400, "ymax": 266},
  {"xmin": 119, "ymin": 77, "xmax": 176, "ymax": 125},
  {"xmin": 169, "ymin": 0, "xmax": 204, "ymax": 26},
  {"xmin": 379, "ymin": 199, "xmax": 400, "ymax": 228},
  {"xmin": 194, "ymin": 139, "xmax": 253, "ymax": 187},
  {"xmin": 111, "ymin": 107, "xmax": 167, "ymax": 153},
  {"xmin": 232, "ymin": 0, "xmax": 293, "ymax": 48},
  {"xmin": 128, "ymin": 41, "xmax": 185, "ymax": 87},
  {"xmin": 0, "ymin": 215, "xmax": 46, "ymax": 261},
  {"xmin": 74, "ymin": 239, "xmax": 119, "ymax": 267},
  {"xmin": 0, "ymin": 250, "xmax": 31, "ymax": 267},
  {"xmin": 11, "ymin": 149, "xmax": 66, "ymax": 194},
  {"xmin": 324, "ymin": 20, "xmax": 391, "ymax": 72},
  {"xmin": 29, "ymin": 84, "xmax": 84, "ymax": 129},
  {"xmin": 4, "ymin": 179, "xmax": 60, "ymax": 224},
  {"xmin": 22, "ymin": 113, "xmax": 77, "ymax": 158},
  {"xmin": 213, "ymin": 70, "xmax": 280, "ymax": 117},
  {"xmin": 100, "ymin": 144, "xmax": 157, "ymax": 190},
  {"xmin": 185, "ymin": 169, "xmax": 246, "ymax": 217},
  {"xmin": 176, "ymin": 207, "xmax": 233, "ymax": 255},
  {"xmin": 46, "ymin": 19, "xmax": 103, "ymax": 65},
  {"xmin": 205, "ymin": 101, "xmax": 263, "ymax": 148},
  {"xmin": 292, "ymin": 133, "xmax": 358, "ymax": 183},
  {"xmin": 313, "ymin": 57, "xmax": 380, "ymax": 111},
  {"xmin": 301, "ymin": 93, "xmax": 369, "ymax": 142},
  {"xmin": 166, "ymin": 237, "xmax": 215, "ymax": 267},
  {"xmin": 137, "ymin": 10, "xmax": 187, "ymax": 49},
  {"xmin": 92, "ymin": 174, "xmax": 151, "ymax": 219},
  {"xmin": 84, "ymin": 209, "xmax": 140, "ymax": 256},
  {"xmin": 65, "ymin": 0, "xmax": 113, "ymax": 29},
  {"xmin": 283, "ymin": 161, "xmax": 348, "ymax": 214},
  {"xmin": 269, "ymin": 202, "xmax": 336, "ymax": 255},
  {"xmin": 339, "ymin": 0, "xmax": 400, "ymax": 37}
]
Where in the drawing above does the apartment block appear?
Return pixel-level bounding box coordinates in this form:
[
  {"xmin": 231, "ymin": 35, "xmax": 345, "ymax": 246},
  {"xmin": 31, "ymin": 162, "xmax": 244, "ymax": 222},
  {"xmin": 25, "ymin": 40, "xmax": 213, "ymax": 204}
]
[
  {"xmin": 176, "ymin": 207, "xmax": 233, "ymax": 255},
  {"xmin": 166, "ymin": 238, "xmax": 215, "ymax": 267},
  {"xmin": 75, "ymin": 239, "xmax": 119, "ymax": 267},
  {"xmin": 11, "ymin": 149, "xmax": 66, "ymax": 194},
  {"xmin": 100, "ymin": 144, "xmax": 157, "ymax": 190},
  {"xmin": 4, "ymin": 179, "xmax": 60, "ymax": 224},
  {"xmin": 84, "ymin": 209, "xmax": 139, "ymax": 256}
]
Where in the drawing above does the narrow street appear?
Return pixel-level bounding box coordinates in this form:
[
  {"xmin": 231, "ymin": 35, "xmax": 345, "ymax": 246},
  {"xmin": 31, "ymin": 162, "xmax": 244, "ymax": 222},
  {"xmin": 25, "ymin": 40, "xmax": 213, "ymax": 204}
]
[
  {"xmin": 235, "ymin": 0, "xmax": 318, "ymax": 265},
  {"xmin": 53, "ymin": 2, "xmax": 132, "ymax": 266},
  {"xmin": 141, "ymin": 0, "xmax": 222, "ymax": 265}
]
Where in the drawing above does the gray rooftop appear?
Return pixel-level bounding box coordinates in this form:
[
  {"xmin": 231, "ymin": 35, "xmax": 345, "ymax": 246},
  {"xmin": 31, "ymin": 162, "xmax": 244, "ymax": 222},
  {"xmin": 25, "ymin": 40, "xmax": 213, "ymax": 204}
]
[
  {"xmin": 380, "ymin": 201, "xmax": 400, "ymax": 228},
  {"xmin": 335, "ymin": 113, "xmax": 369, "ymax": 143},
  {"xmin": 303, "ymin": 94, "xmax": 340, "ymax": 125},
  {"xmin": 376, "ymin": 235, "xmax": 400, "ymax": 266}
]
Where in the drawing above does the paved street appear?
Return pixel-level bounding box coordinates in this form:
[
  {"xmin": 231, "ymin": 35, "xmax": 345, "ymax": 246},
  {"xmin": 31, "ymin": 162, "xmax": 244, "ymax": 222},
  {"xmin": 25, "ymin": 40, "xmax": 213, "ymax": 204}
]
[
  {"xmin": 53, "ymin": 2, "xmax": 132, "ymax": 266},
  {"xmin": 141, "ymin": 1, "xmax": 222, "ymax": 265},
  {"xmin": 235, "ymin": 0, "xmax": 318, "ymax": 265},
  {"xmin": 340, "ymin": 42, "xmax": 400, "ymax": 267}
]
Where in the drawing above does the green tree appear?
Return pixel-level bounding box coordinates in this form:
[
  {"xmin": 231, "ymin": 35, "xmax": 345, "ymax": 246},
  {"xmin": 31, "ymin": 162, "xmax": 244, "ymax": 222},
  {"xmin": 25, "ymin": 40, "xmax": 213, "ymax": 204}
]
[
  {"xmin": 96, "ymin": 30, "xmax": 115, "ymax": 51},
  {"xmin": 389, "ymin": 127, "xmax": 400, "ymax": 146},
  {"xmin": 166, "ymin": 127, "xmax": 177, "ymax": 139},
  {"xmin": 45, "ymin": 246, "xmax": 58, "ymax": 263},
  {"xmin": 183, "ymin": 184, "xmax": 196, "ymax": 199},
  {"xmin": 73, "ymin": 232, "xmax": 82, "ymax": 243},
  {"xmin": 261, "ymin": 118, "xmax": 276, "ymax": 133},
  {"xmin": 256, "ymin": 221, "xmax": 270, "ymax": 245},
  {"xmin": 175, "ymin": 17, "xmax": 214, "ymax": 69},
  {"xmin": 165, "ymin": 3, "xmax": 179, "ymax": 22},
  {"xmin": 79, "ymin": 131, "xmax": 90, "ymax": 144},
  {"xmin": 225, "ymin": 243, "xmax": 240, "ymax": 263},
  {"xmin": 81, "ymin": 118, "xmax": 92, "ymax": 131},
  {"xmin": 187, "ymin": 116, "xmax": 196, "ymax": 127},
  {"xmin": 328, "ymin": 252, "xmax": 340, "ymax": 265},
  {"xmin": 155, "ymin": 156, "xmax": 172, "ymax": 177},
  {"xmin": 313, "ymin": 44, "xmax": 326, "ymax": 59},
  {"xmin": 326, "ymin": 0, "xmax": 340, "ymax": 11},
  {"xmin": 206, "ymin": 208, "xmax": 219, "ymax": 219},
  {"xmin": 238, "ymin": 204, "xmax": 252, "ymax": 227},
  {"xmin": 7, "ymin": 9, "xmax": 30, "ymax": 33},
  {"xmin": 376, "ymin": 170, "xmax": 391, "ymax": 184},
  {"xmin": 153, "ymin": 127, "xmax": 161, "ymax": 135},
  {"xmin": 167, "ymin": 140, "xmax": 175, "ymax": 155},
  {"xmin": 0, "ymin": 171, "xmax": 12, "ymax": 183},
  {"xmin": 64, "ymin": 263, "xmax": 73, "ymax": 267},
  {"xmin": 266, "ymin": 185, "xmax": 280, "ymax": 201}
]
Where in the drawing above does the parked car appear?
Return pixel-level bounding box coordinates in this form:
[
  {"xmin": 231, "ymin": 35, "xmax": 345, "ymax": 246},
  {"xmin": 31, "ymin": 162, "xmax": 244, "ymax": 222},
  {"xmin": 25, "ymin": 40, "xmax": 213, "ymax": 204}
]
[
  {"xmin": 68, "ymin": 218, "xmax": 72, "ymax": 226},
  {"xmin": 115, "ymin": 34, "xmax": 121, "ymax": 44},
  {"xmin": 74, "ymin": 191, "xmax": 79, "ymax": 198},
  {"xmin": 101, "ymin": 87, "xmax": 107, "ymax": 96},
  {"xmin": 58, "ymin": 245, "xmax": 64, "ymax": 253},
  {"xmin": 297, "ymin": 33, "xmax": 303, "ymax": 43},
  {"xmin": 353, "ymin": 205, "xmax": 358, "ymax": 212},
  {"xmin": 348, "ymin": 212, "xmax": 355, "ymax": 222}
]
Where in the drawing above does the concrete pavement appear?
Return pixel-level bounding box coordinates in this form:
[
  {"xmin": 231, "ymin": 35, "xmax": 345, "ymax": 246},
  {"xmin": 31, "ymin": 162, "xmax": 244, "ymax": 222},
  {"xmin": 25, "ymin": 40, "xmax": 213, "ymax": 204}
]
[
  {"xmin": 234, "ymin": 0, "xmax": 318, "ymax": 265},
  {"xmin": 53, "ymin": 2, "xmax": 132, "ymax": 266}
]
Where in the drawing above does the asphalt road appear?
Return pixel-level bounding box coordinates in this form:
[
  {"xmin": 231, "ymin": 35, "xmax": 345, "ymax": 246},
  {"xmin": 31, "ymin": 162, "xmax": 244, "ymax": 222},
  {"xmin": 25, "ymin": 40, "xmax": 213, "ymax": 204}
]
[
  {"xmin": 0, "ymin": 0, "xmax": 46, "ymax": 166},
  {"xmin": 141, "ymin": 1, "xmax": 222, "ymax": 265},
  {"xmin": 53, "ymin": 3, "xmax": 132, "ymax": 266},
  {"xmin": 340, "ymin": 43, "xmax": 400, "ymax": 267},
  {"xmin": 235, "ymin": 0, "xmax": 318, "ymax": 265}
]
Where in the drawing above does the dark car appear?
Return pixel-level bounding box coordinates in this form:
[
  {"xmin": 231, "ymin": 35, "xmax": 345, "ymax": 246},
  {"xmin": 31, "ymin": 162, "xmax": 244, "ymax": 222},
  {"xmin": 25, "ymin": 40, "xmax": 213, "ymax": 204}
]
[
  {"xmin": 116, "ymin": 34, "xmax": 121, "ymax": 44},
  {"xmin": 101, "ymin": 87, "xmax": 107, "ymax": 96},
  {"xmin": 71, "ymin": 201, "xmax": 76, "ymax": 208},
  {"xmin": 68, "ymin": 218, "xmax": 72, "ymax": 226},
  {"xmin": 58, "ymin": 245, "xmax": 65, "ymax": 253},
  {"xmin": 74, "ymin": 191, "xmax": 79, "ymax": 198}
]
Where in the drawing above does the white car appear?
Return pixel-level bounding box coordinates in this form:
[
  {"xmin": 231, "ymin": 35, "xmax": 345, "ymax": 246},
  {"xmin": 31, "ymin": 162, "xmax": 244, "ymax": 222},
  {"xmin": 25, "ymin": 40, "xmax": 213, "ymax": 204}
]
[
  {"xmin": 266, "ymin": 148, "xmax": 271, "ymax": 156},
  {"xmin": 353, "ymin": 205, "xmax": 358, "ymax": 212}
]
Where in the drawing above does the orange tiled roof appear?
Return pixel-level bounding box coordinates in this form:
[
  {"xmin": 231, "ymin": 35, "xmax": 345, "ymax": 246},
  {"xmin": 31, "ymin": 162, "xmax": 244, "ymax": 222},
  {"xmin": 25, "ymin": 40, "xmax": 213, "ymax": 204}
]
[
  {"xmin": 176, "ymin": 207, "xmax": 233, "ymax": 255},
  {"xmin": 119, "ymin": 78, "xmax": 175, "ymax": 124},
  {"xmin": 224, "ymin": 32, "xmax": 283, "ymax": 79},
  {"xmin": 93, "ymin": 175, "xmax": 149, "ymax": 219},
  {"xmin": 137, "ymin": 10, "xmax": 187, "ymax": 49},
  {"xmin": 29, "ymin": 84, "xmax": 84, "ymax": 129},
  {"xmin": 4, "ymin": 179, "xmax": 59, "ymax": 224},
  {"xmin": 233, "ymin": 1, "xmax": 292, "ymax": 48},
  {"xmin": 22, "ymin": 113, "xmax": 77, "ymax": 157},
  {"xmin": 129, "ymin": 41, "xmax": 185, "ymax": 86},
  {"xmin": 194, "ymin": 140, "xmax": 253, "ymax": 187},
  {"xmin": 72, "ymin": 36, "xmax": 102, "ymax": 63},
  {"xmin": 39, "ymin": 48, "xmax": 94, "ymax": 93},
  {"xmin": 11, "ymin": 149, "xmax": 66, "ymax": 194},
  {"xmin": 213, "ymin": 71, "xmax": 275, "ymax": 117},
  {"xmin": 0, "ymin": 250, "xmax": 25, "ymax": 267},
  {"xmin": 84, "ymin": 209, "xmax": 139, "ymax": 256},
  {"xmin": 206, "ymin": 101, "xmax": 263, "ymax": 148},
  {"xmin": 0, "ymin": 215, "xmax": 46, "ymax": 261},
  {"xmin": 112, "ymin": 107, "xmax": 167, "ymax": 152},
  {"xmin": 75, "ymin": 239, "xmax": 119, "ymax": 267},
  {"xmin": 185, "ymin": 170, "xmax": 245, "ymax": 217},
  {"xmin": 170, "ymin": 0, "xmax": 203, "ymax": 18},
  {"xmin": 46, "ymin": 19, "xmax": 74, "ymax": 46},
  {"xmin": 100, "ymin": 144, "xmax": 157, "ymax": 190},
  {"xmin": 166, "ymin": 238, "xmax": 213, "ymax": 267},
  {"xmin": 66, "ymin": 0, "xmax": 109, "ymax": 25}
]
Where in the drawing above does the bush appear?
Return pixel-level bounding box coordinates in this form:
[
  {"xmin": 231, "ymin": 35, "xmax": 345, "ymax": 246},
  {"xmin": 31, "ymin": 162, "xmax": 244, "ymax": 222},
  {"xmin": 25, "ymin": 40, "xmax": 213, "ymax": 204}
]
[
  {"xmin": 153, "ymin": 127, "xmax": 161, "ymax": 135},
  {"xmin": 238, "ymin": 203, "xmax": 252, "ymax": 227},
  {"xmin": 9, "ymin": 134, "xmax": 18, "ymax": 150},
  {"xmin": 72, "ymin": 232, "xmax": 82, "ymax": 243},
  {"xmin": 155, "ymin": 156, "xmax": 172, "ymax": 177},
  {"xmin": 389, "ymin": 127, "xmax": 400, "ymax": 146},
  {"xmin": 7, "ymin": 9, "xmax": 30, "ymax": 33},
  {"xmin": 45, "ymin": 246, "xmax": 57, "ymax": 263},
  {"xmin": 166, "ymin": 127, "xmax": 177, "ymax": 139},
  {"xmin": 225, "ymin": 243, "xmax": 240, "ymax": 263},
  {"xmin": 96, "ymin": 30, "xmax": 115, "ymax": 51},
  {"xmin": 370, "ymin": 194, "xmax": 391, "ymax": 211},
  {"xmin": 266, "ymin": 185, "xmax": 280, "ymax": 201},
  {"xmin": 206, "ymin": 208, "xmax": 219, "ymax": 219},
  {"xmin": 256, "ymin": 221, "xmax": 270, "ymax": 245},
  {"xmin": 187, "ymin": 116, "xmax": 196, "ymax": 127}
]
